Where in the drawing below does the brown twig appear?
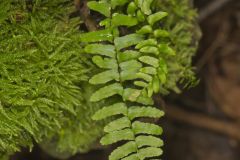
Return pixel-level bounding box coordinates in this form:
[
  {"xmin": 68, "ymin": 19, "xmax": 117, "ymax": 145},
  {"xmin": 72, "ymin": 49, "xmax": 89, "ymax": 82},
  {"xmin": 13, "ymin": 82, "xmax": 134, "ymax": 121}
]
[
  {"xmin": 166, "ymin": 104, "xmax": 240, "ymax": 140},
  {"xmin": 196, "ymin": 20, "xmax": 230, "ymax": 71},
  {"xmin": 74, "ymin": 0, "xmax": 98, "ymax": 31},
  {"xmin": 198, "ymin": 0, "xmax": 233, "ymax": 22}
]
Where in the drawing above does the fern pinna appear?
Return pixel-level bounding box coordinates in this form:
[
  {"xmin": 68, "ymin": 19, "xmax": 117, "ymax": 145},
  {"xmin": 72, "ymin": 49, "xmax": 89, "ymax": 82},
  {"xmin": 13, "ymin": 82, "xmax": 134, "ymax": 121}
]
[{"xmin": 80, "ymin": 0, "xmax": 175, "ymax": 159}]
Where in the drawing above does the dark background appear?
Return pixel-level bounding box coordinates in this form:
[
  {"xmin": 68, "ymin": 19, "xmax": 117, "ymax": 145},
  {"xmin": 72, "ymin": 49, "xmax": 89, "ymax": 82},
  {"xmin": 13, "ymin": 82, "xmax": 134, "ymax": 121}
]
[{"xmin": 11, "ymin": 0, "xmax": 240, "ymax": 159}]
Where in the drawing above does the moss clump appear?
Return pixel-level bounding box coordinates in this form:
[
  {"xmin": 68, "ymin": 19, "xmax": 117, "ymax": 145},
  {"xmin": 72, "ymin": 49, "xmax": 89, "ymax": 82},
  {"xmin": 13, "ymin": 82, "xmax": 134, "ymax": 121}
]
[{"xmin": 0, "ymin": 0, "xmax": 103, "ymax": 158}]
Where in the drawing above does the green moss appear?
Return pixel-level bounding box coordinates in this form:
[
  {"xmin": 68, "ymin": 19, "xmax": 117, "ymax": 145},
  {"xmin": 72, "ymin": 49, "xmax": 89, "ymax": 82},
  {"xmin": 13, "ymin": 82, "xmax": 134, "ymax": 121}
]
[
  {"xmin": 156, "ymin": 0, "xmax": 201, "ymax": 94},
  {"xmin": 0, "ymin": 0, "xmax": 104, "ymax": 158}
]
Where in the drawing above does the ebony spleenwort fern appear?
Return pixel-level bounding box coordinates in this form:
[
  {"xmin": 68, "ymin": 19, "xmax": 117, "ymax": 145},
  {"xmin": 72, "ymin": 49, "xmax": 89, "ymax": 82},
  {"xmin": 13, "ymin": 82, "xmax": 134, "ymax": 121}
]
[
  {"xmin": 80, "ymin": 0, "xmax": 175, "ymax": 159},
  {"xmin": 0, "ymin": 0, "xmax": 198, "ymax": 159}
]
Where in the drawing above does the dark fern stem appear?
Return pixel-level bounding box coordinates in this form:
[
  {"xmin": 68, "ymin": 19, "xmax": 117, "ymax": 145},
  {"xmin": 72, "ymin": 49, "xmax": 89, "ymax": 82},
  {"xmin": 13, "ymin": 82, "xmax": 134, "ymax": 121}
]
[{"xmin": 80, "ymin": 0, "xmax": 176, "ymax": 159}]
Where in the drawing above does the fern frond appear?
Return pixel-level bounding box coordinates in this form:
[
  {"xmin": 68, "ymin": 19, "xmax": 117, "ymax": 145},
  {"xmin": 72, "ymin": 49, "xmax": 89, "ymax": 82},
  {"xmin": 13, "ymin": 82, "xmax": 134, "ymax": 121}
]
[{"xmin": 81, "ymin": 0, "xmax": 173, "ymax": 159}]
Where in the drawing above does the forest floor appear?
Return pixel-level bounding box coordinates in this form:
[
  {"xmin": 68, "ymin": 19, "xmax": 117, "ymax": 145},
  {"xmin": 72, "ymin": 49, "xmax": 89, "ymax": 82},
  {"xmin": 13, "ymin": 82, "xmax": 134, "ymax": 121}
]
[{"xmin": 11, "ymin": 0, "xmax": 240, "ymax": 160}]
